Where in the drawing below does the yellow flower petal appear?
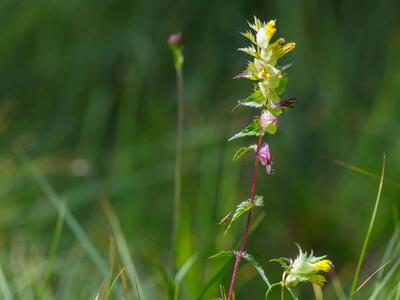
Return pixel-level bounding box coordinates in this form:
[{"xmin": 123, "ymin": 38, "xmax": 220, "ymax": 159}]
[
  {"xmin": 266, "ymin": 20, "xmax": 277, "ymax": 39},
  {"xmin": 283, "ymin": 42, "xmax": 296, "ymax": 53},
  {"xmin": 313, "ymin": 259, "xmax": 333, "ymax": 272},
  {"xmin": 310, "ymin": 274, "xmax": 327, "ymax": 286}
]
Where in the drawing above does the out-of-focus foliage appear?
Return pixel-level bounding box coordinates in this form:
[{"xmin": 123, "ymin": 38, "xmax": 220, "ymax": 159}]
[{"xmin": 0, "ymin": 0, "xmax": 399, "ymax": 299}]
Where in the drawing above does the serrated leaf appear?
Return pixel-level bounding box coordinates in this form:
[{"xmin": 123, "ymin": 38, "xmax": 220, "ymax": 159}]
[
  {"xmin": 232, "ymin": 145, "xmax": 256, "ymax": 162},
  {"xmin": 235, "ymin": 62, "xmax": 259, "ymax": 80},
  {"xmin": 240, "ymin": 30, "xmax": 256, "ymax": 44},
  {"xmin": 242, "ymin": 252, "xmax": 271, "ymax": 287},
  {"xmin": 224, "ymin": 196, "xmax": 263, "ymax": 235},
  {"xmin": 254, "ymin": 195, "xmax": 264, "ymax": 207},
  {"xmin": 224, "ymin": 200, "xmax": 252, "ymax": 235},
  {"xmin": 238, "ymin": 89, "xmax": 266, "ymax": 108},
  {"xmin": 208, "ymin": 250, "xmax": 235, "ymax": 260},
  {"xmin": 228, "ymin": 118, "xmax": 261, "ymax": 141},
  {"xmin": 238, "ymin": 46, "xmax": 258, "ymax": 58}
]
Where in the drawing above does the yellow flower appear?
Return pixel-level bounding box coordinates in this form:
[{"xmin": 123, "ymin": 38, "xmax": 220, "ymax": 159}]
[
  {"xmin": 313, "ymin": 259, "xmax": 334, "ymax": 272},
  {"xmin": 284, "ymin": 245, "xmax": 334, "ymax": 288},
  {"xmin": 266, "ymin": 20, "xmax": 277, "ymax": 39},
  {"xmin": 257, "ymin": 69, "xmax": 271, "ymax": 79},
  {"xmin": 282, "ymin": 42, "xmax": 296, "ymax": 55}
]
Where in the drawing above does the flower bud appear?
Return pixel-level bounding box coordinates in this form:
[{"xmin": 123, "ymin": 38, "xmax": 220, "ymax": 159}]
[
  {"xmin": 260, "ymin": 110, "xmax": 277, "ymax": 130},
  {"xmin": 167, "ymin": 32, "xmax": 182, "ymax": 47},
  {"xmin": 168, "ymin": 32, "xmax": 184, "ymax": 69},
  {"xmin": 257, "ymin": 143, "xmax": 273, "ymax": 174}
]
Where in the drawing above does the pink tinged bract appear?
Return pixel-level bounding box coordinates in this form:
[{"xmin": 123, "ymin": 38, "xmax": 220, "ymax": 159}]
[
  {"xmin": 260, "ymin": 110, "xmax": 277, "ymax": 130},
  {"xmin": 257, "ymin": 143, "xmax": 273, "ymax": 174}
]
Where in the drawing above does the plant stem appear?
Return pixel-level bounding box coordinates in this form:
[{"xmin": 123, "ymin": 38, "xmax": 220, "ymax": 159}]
[
  {"xmin": 171, "ymin": 66, "xmax": 184, "ymax": 271},
  {"xmin": 281, "ymin": 271, "xmax": 287, "ymax": 300},
  {"xmin": 227, "ymin": 135, "xmax": 262, "ymax": 300},
  {"xmin": 265, "ymin": 282, "xmax": 281, "ymax": 299}
]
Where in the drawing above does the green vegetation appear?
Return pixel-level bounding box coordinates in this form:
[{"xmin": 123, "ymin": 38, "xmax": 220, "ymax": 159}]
[{"xmin": 0, "ymin": 0, "xmax": 399, "ymax": 299}]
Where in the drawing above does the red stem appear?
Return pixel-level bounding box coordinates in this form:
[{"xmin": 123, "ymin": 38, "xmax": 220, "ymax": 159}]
[{"xmin": 227, "ymin": 134, "xmax": 262, "ymax": 300}]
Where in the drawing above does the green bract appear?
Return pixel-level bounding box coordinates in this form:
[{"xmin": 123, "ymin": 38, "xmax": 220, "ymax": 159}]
[{"xmin": 284, "ymin": 245, "xmax": 334, "ymax": 288}]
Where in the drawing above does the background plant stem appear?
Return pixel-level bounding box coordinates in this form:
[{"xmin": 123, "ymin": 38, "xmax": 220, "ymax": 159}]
[
  {"xmin": 227, "ymin": 135, "xmax": 262, "ymax": 300},
  {"xmin": 171, "ymin": 66, "xmax": 184, "ymax": 271}
]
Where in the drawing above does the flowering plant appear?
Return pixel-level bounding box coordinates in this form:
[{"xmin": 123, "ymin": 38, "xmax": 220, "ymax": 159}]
[
  {"xmin": 210, "ymin": 17, "xmax": 333, "ymax": 300},
  {"xmin": 230, "ymin": 17, "xmax": 296, "ymax": 173}
]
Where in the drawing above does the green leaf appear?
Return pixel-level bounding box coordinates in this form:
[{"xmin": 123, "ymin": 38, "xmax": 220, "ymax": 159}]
[
  {"xmin": 235, "ymin": 62, "xmax": 259, "ymax": 80},
  {"xmin": 265, "ymin": 122, "xmax": 277, "ymax": 135},
  {"xmin": 238, "ymin": 89, "xmax": 266, "ymax": 108},
  {"xmin": 232, "ymin": 145, "xmax": 256, "ymax": 162},
  {"xmin": 208, "ymin": 251, "xmax": 235, "ymax": 260},
  {"xmin": 240, "ymin": 30, "xmax": 256, "ymax": 44},
  {"xmin": 254, "ymin": 195, "xmax": 264, "ymax": 207},
  {"xmin": 224, "ymin": 196, "xmax": 264, "ymax": 235},
  {"xmin": 175, "ymin": 255, "xmax": 198, "ymax": 284},
  {"xmin": 242, "ymin": 252, "xmax": 271, "ymax": 287},
  {"xmin": 238, "ymin": 45, "xmax": 258, "ymax": 58},
  {"xmin": 275, "ymin": 76, "xmax": 288, "ymax": 96},
  {"xmin": 269, "ymin": 258, "xmax": 288, "ymax": 268},
  {"xmin": 106, "ymin": 266, "xmax": 127, "ymax": 300},
  {"xmin": 228, "ymin": 118, "xmax": 261, "ymax": 141},
  {"xmin": 286, "ymin": 287, "xmax": 299, "ymax": 300},
  {"xmin": 209, "ymin": 250, "xmax": 271, "ymax": 288}
]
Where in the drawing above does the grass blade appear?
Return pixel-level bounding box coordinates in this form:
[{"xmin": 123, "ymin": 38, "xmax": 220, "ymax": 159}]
[
  {"xmin": 355, "ymin": 260, "xmax": 391, "ymax": 292},
  {"xmin": 175, "ymin": 255, "xmax": 198, "ymax": 284},
  {"xmin": 376, "ymin": 224, "xmax": 399, "ymax": 282},
  {"xmin": 0, "ymin": 263, "xmax": 12, "ymax": 300},
  {"xmin": 196, "ymin": 260, "xmax": 230, "ymax": 300},
  {"xmin": 16, "ymin": 147, "xmax": 108, "ymax": 277},
  {"xmin": 368, "ymin": 256, "xmax": 400, "ymax": 300},
  {"xmin": 106, "ymin": 266, "xmax": 127, "ymax": 300},
  {"xmin": 349, "ymin": 154, "xmax": 385, "ymax": 299},
  {"xmin": 101, "ymin": 199, "xmax": 143, "ymax": 300},
  {"xmin": 323, "ymin": 156, "xmax": 400, "ymax": 188},
  {"xmin": 39, "ymin": 198, "xmax": 67, "ymax": 297}
]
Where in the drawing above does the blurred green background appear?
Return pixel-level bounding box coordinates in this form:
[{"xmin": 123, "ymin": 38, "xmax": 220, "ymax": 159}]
[{"xmin": 0, "ymin": 0, "xmax": 399, "ymax": 299}]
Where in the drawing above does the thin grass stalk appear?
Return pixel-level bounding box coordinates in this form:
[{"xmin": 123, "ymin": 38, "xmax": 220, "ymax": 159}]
[
  {"xmin": 349, "ymin": 154, "xmax": 385, "ymax": 299},
  {"xmin": 101, "ymin": 199, "xmax": 143, "ymax": 300},
  {"xmin": 171, "ymin": 65, "xmax": 184, "ymax": 271},
  {"xmin": 168, "ymin": 32, "xmax": 185, "ymax": 273},
  {"xmin": 227, "ymin": 135, "xmax": 262, "ymax": 300},
  {"xmin": 39, "ymin": 198, "xmax": 67, "ymax": 298}
]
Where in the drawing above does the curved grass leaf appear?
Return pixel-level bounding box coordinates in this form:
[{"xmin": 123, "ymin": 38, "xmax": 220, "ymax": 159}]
[
  {"xmin": 106, "ymin": 266, "xmax": 127, "ymax": 300},
  {"xmin": 16, "ymin": 148, "xmax": 109, "ymax": 277}
]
